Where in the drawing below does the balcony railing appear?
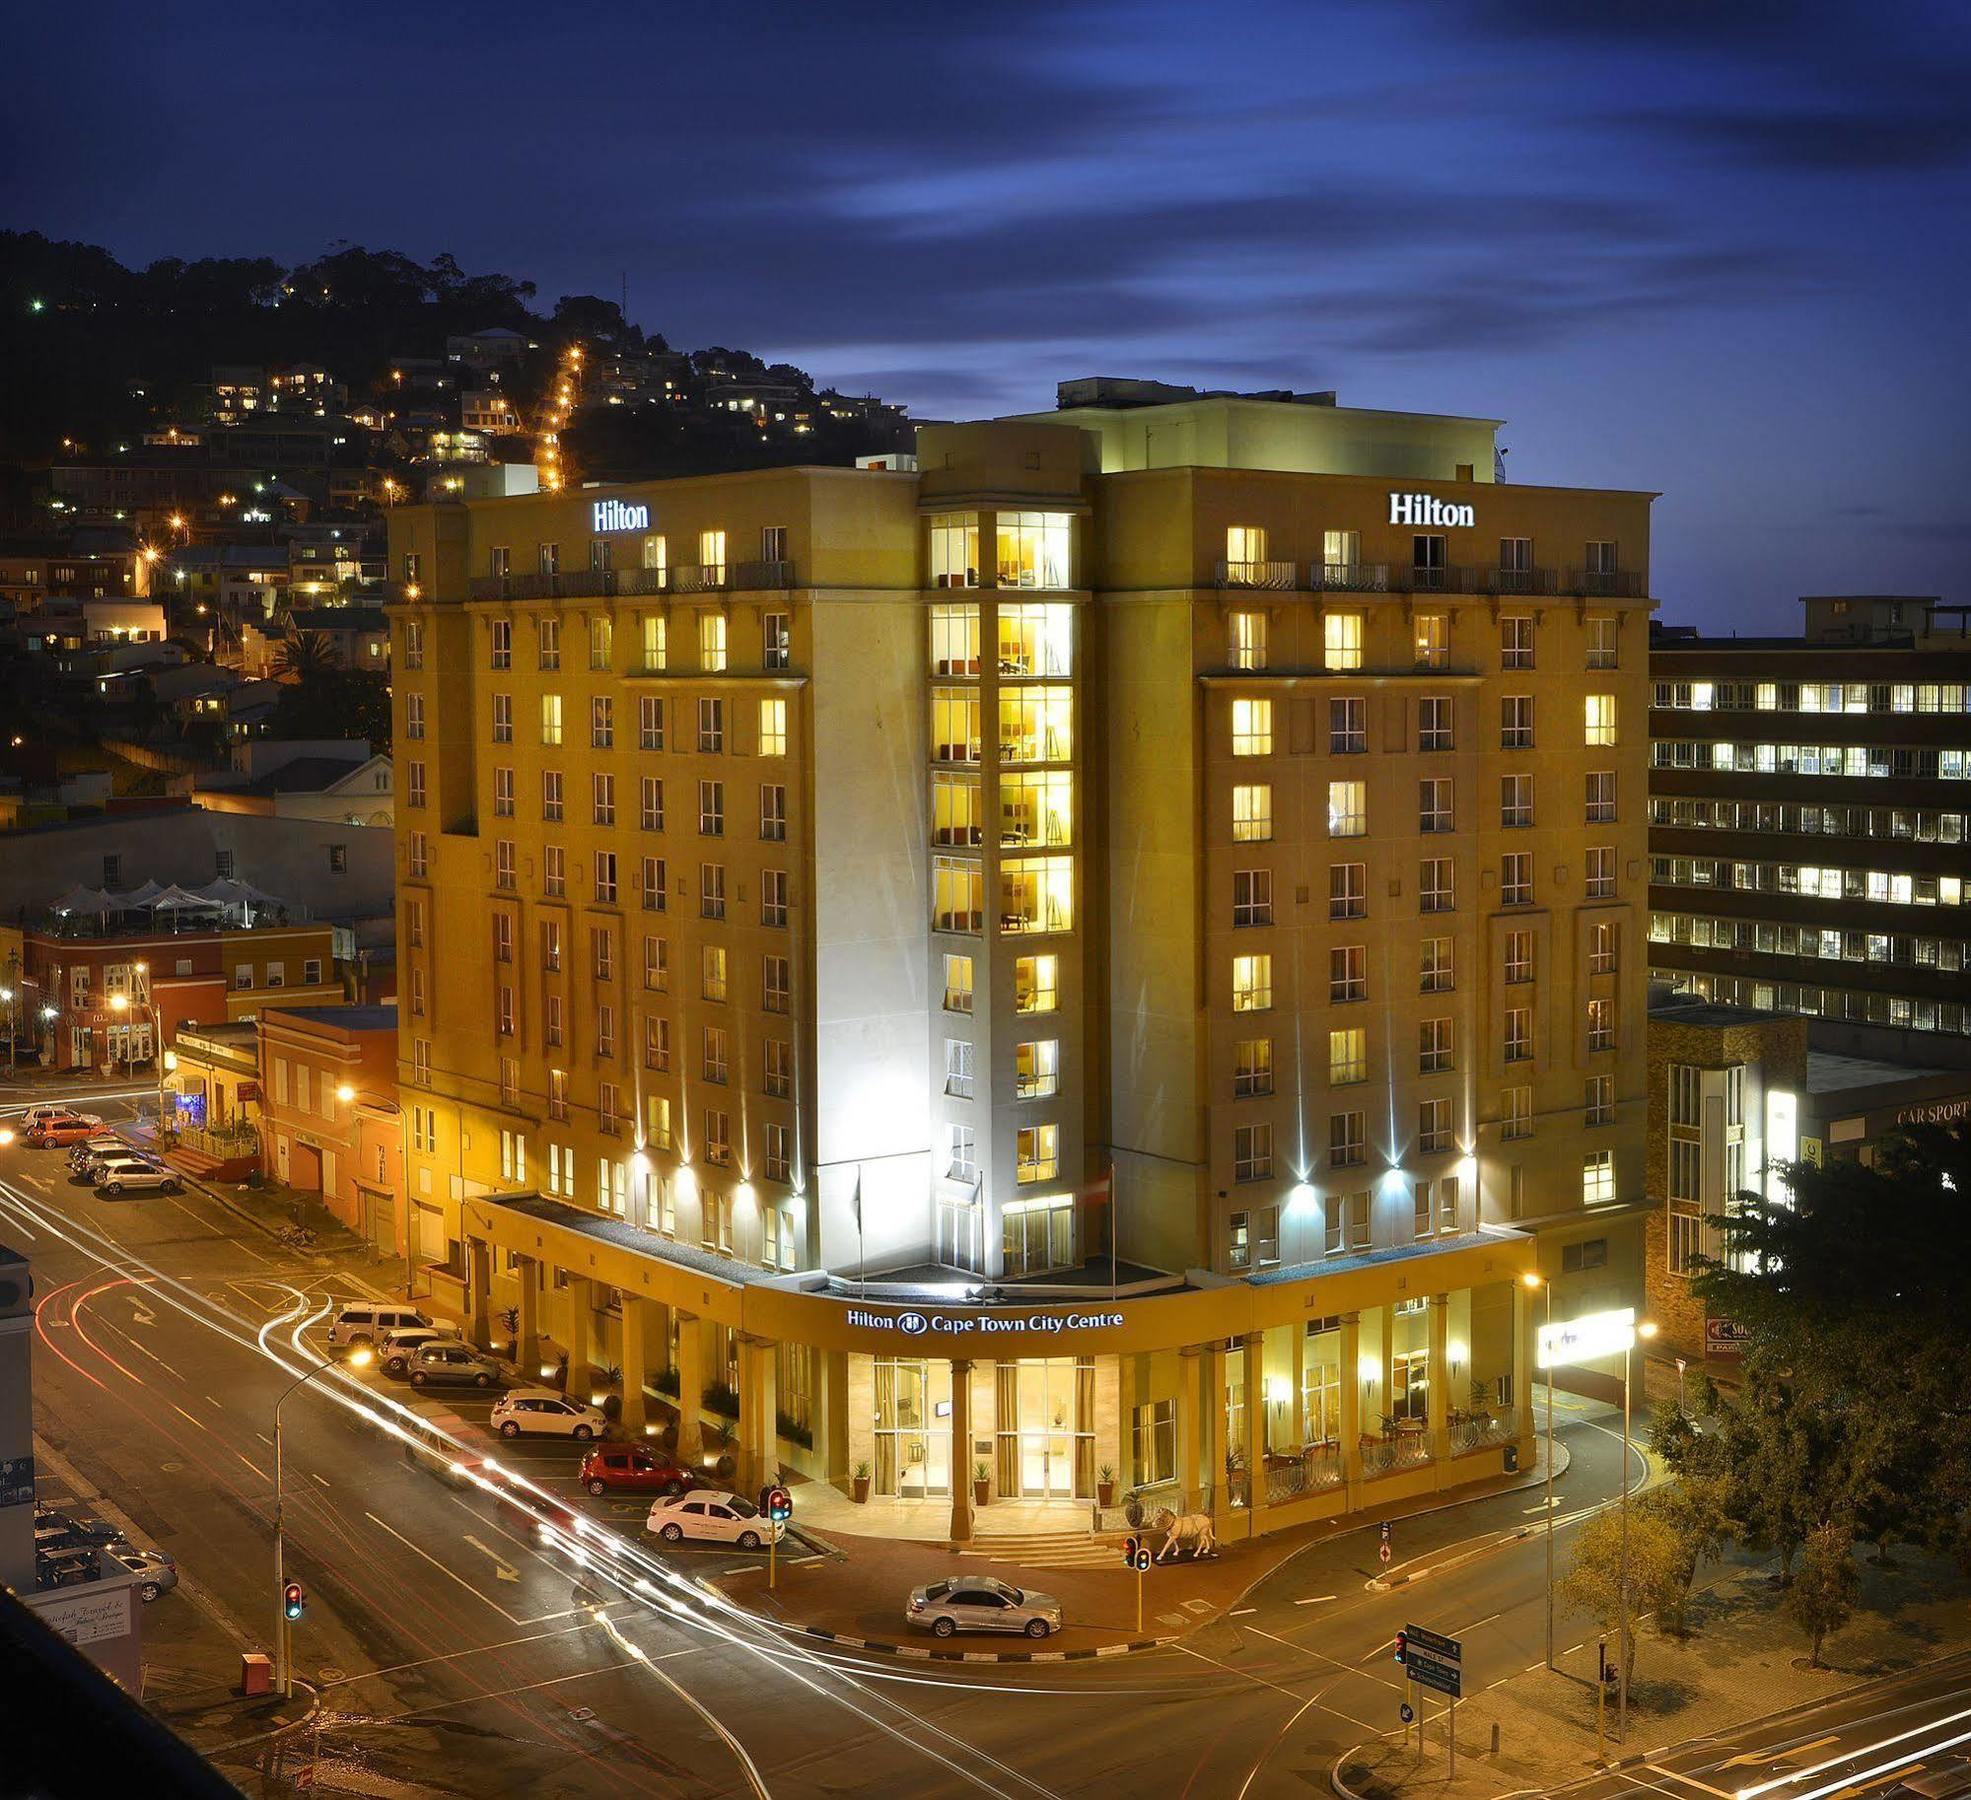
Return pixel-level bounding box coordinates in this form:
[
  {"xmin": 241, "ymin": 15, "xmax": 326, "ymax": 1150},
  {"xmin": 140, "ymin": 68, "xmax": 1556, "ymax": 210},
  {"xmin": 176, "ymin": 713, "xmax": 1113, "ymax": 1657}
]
[
  {"xmin": 1265, "ymin": 1443, "xmax": 1346, "ymax": 1505},
  {"xmin": 1000, "ymin": 903, "xmax": 1072, "ymax": 936},
  {"xmin": 733, "ymin": 558, "xmax": 794, "ymax": 591},
  {"xmin": 1217, "ymin": 558, "xmax": 1298, "ymax": 589},
  {"xmin": 1315, "ymin": 562, "xmax": 1391, "ymax": 593},
  {"xmin": 670, "ymin": 564, "xmax": 727, "ymax": 594}
]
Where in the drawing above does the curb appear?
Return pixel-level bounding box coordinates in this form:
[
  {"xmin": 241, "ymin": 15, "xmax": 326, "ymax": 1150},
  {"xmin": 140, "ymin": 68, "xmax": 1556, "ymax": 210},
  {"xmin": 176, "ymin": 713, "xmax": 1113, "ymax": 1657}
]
[
  {"xmin": 697, "ymin": 1576, "xmax": 1180, "ymax": 1662},
  {"xmin": 788, "ymin": 1622, "xmax": 1182, "ymax": 1663}
]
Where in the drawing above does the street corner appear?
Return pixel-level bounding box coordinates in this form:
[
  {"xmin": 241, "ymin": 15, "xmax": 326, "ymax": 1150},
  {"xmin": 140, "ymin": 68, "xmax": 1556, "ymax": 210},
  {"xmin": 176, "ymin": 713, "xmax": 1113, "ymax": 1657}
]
[{"xmin": 695, "ymin": 1527, "xmax": 1222, "ymax": 1659}]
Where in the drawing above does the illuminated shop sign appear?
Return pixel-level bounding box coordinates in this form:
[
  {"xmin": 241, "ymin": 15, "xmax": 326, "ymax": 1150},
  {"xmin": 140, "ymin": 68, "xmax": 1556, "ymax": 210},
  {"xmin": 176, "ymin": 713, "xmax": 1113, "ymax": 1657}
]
[
  {"xmin": 1896, "ymin": 1098, "xmax": 1971, "ymax": 1126},
  {"xmin": 845, "ymin": 1307, "xmax": 1124, "ymax": 1338},
  {"xmin": 592, "ymin": 499, "xmax": 650, "ymax": 533},
  {"xmin": 1388, "ymin": 493, "xmax": 1475, "ymax": 528},
  {"xmin": 1537, "ymin": 1306, "xmax": 1635, "ymax": 1368}
]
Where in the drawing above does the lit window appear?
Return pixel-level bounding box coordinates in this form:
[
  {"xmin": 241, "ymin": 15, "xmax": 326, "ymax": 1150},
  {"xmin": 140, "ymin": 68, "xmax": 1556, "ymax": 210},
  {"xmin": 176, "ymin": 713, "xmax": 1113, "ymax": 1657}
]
[
  {"xmin": 540, "ymin": 694, "xmax": 563, "ymax": 746},
  {"xmin": 759, "ymin": 698, "xmax": 787, "ymax": 756},
  {"xmin": 1015, "ymin": 954, "xmax": 1058, "ymax": 1014},
  {"xmin": 1582, "ymin": 1150, "xmax": 1615, "ymax": 1205},
  {"xmin": 1324, "ymin": 612, "xmax": 1363, "ymax": 671},
  {"xmin": 1329, "ymin": 1028, "xmax": 1366, "ymax": 1085},
  {"xmin": 1015, "ymin": 1124, "xmax": 1060, "ymax": 1184},
  {"xmin": 1229, "ymin": 610, "xmax": 1268, "ymax": 670},
  {"xmin": 1327, "ymin": 780, "xmax": 1366, "ymax": 837},
  {"xmin": 1232, "ymin": 953, "xmax": 1272, "ymax": 1012},
  {"xmin": 1231, "ymin": 698, "xmax": 1272, "ymax": 756},
  {"xmin": 1234, "ymin": 1037, "xmax": 1273, "ymax": 1096},
  {"xmin": 944, "ymin": 953, "xmax": 974, "ymax": 1013},
  {"xmin": 699, "ymin": 611, "xmax": 727, "ymax": 671},
  {"xmin": 1232, "ymin": 783, "xmax": 1272, "ymax": 842},
  {"xmin": 1014, "ymin": 1039, "xmax": 1059, "ymax": 1099},
  {"xmin": 1585, "ymin": 693, "xmax": 1617, "ymax": 746}
]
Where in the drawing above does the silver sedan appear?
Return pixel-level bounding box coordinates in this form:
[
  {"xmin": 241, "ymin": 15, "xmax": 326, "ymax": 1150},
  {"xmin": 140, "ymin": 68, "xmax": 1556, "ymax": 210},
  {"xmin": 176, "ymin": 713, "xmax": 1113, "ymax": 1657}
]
[{"xmin": 905, "ymin": 1575, "xmax": 1062, "ymax": 1639}]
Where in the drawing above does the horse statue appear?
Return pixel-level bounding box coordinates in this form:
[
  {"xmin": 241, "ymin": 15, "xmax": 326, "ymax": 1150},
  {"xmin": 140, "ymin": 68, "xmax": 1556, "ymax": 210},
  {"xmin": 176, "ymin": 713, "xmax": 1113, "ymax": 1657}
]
[{"xmin": 1151, "ymin": 1506, "xmax": 1218, "ymax": 1562}]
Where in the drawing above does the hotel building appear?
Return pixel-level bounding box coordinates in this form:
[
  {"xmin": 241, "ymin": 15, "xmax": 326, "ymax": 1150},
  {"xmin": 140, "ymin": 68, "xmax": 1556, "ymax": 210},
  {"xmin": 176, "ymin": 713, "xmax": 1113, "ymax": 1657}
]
[
  {"xmin": 387, "ymin": 382, "xmax": 1653, "ymax": 1535},
  {"xmin": 1648, "ymin": 597, "xmax": 1971, "ymax": 1043}
]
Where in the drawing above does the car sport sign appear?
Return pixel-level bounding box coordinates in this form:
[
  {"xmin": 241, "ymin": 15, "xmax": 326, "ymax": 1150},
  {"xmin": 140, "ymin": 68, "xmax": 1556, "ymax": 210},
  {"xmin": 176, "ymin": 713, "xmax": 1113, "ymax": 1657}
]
[
  {"xmin": 1704, "ymin": 1317, "xmax": 1752, "ymax": 1357},
  {"xmin": 844, "ymin": 1306, "xmax": 1124, "ymax": 1339}
]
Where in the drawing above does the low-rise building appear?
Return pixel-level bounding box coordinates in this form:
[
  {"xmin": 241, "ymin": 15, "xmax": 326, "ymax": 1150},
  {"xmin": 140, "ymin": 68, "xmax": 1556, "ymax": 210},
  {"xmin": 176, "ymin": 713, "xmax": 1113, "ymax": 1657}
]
[
  {"xmin": 256, "ymin": 1005, "xmax": 400, "ymax": 1244},
  {"xmin": 1645, "ymin": 984, "xmax": 1971, "ymax": 1373},
  {"xmin": 285, "ymin": 605, "xmax": 390, "ymax": 670}
]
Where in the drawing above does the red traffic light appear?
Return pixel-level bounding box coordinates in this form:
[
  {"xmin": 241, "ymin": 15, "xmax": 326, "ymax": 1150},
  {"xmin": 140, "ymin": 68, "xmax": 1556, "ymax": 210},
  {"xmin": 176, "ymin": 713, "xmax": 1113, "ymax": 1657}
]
[
  {"xmin": 1392, "ymin": 1630, "xmax": 1407, "ymax": 1663},
  {"xmin": 282, "ymin": 1581, "xmax": 305, "ymax": 1621},
  {"xmin": 761, "ymin": 1485, "xmax": 792, "ymax": 1524}
]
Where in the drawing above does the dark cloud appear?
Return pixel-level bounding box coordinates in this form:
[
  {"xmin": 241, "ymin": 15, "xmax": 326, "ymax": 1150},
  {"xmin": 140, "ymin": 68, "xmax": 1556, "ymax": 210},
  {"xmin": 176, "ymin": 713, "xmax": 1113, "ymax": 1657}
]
[
  {"xmin": 1456, "ymin": 0, "xmax": 1829, "ymax": 41},
  {"xmin": 1631, "ymin": 100, "xmax": 1971, "ymax": 172}
]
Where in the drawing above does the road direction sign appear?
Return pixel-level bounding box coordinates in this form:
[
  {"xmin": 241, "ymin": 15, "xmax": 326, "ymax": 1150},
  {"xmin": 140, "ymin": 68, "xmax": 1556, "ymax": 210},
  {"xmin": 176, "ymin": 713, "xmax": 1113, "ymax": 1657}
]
[{"xmin": 1401, "ymin": 1622, "xmax": 1463, "ymax": 1698}]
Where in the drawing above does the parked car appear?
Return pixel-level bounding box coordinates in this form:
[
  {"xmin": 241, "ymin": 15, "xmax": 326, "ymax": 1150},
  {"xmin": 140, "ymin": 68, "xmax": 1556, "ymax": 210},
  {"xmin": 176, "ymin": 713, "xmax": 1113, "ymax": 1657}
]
[
  {"xmin": 645, "ymin": 1491, "xmax": 783, "ymax": 1549},
  {"xmin": 327, "ymin": 1303, "xmax": 432, "ymax": 1349},
  {"xmin": 21, "ymin": 1105, "xmax": 96, "ymax": 1133},
  {"xmin": 110, "ymin": 1547, "xmax": 178, "ymax": 1603},
  {"xmin": 36, "ymin": 1509, "xmax": 127, "ymax": 1550},
  {"xmin": 95, "ymin": 1156, "xmax": 181, "ymax": 1197},
  {"xmin": 24, "ymin": 1113, "xmax": 104, "ymax": 1147},
  {"xmin": 68, "ymin": 1133, "xmax": 127, "ymax": 1177},
  {"xmin": 405, "ymin": 1341, "xmax": 503, "ymax": 1389},
  {"xmin": 580, "ymin": 1446, "xmax": 695, "ymax": 1498},
  {"xmin": 905, "ymin": 1575, "xmax": 1062, "ymax": 1640},
  {"xmin": 490, "ymin": 1388, "xmax": 608, "ymax": 1440},
  {"xmin": 377, "ymin": 1324, "xmax": 461, "ymax": 1375}
]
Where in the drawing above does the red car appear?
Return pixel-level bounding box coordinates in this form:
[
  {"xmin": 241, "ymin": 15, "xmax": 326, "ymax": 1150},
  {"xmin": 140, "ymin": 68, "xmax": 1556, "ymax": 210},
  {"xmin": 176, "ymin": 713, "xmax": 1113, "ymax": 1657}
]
[
  {"xmin": 25, "ymin": 1113, "xmax": 103, "ymax": 1147},
  {"xmin": 579, "ymin": 1446, "xmax": 696, "ymax": 1498}
]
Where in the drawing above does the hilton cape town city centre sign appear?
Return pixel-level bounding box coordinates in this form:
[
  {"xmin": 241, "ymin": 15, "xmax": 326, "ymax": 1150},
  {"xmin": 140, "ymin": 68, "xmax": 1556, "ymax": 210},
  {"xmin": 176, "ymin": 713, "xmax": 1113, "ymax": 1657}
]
[{"xmin": 845, "ymin": 1307, "xmax": 1125, "ymax": 1339}]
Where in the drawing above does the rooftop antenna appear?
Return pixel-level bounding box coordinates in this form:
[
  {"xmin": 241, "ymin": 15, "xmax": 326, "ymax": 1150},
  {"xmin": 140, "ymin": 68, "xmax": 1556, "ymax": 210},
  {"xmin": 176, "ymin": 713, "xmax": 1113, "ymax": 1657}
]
[{"xmin": 1494, "ymin": 445, "xmax": 1509, "ymax": 484}]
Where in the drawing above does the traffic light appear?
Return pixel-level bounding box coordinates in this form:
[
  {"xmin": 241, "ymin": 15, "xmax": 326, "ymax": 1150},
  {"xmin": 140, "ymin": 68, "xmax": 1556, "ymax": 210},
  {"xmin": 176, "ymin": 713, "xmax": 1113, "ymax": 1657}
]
[
  {"xmin": 1122, "ymin": 1535, "xmax": 1151, "ymax": 1573},
  {"xmin": 282, "ymin": 1581, "xmax": 305, "ymax": 1621},
  {"xmin": 1392, "ymin": 1630, "xmax": 1407, "ymax": 1664},
  {"xmin": 761, "ymin": 1486, "xmax": 792, "ymax": 1524}
]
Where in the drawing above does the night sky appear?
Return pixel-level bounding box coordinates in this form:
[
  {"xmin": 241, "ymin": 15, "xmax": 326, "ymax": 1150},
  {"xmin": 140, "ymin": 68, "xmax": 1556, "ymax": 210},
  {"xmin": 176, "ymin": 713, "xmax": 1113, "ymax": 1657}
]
[{"xmin": 9, "ymin": 0, "xmax": 1969, "ymax": 631}]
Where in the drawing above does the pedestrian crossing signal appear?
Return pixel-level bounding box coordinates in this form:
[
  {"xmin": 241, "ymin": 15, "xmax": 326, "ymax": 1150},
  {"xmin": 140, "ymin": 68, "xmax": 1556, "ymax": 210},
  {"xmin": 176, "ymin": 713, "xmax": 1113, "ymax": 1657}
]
[
  {"xmin": 1392, "ymin": 1629, "xmax": 1407, "ymax": 1664},
  {"xmin": 283, "ymin": 1581, "xmax": 305, "ymax": 1621}
]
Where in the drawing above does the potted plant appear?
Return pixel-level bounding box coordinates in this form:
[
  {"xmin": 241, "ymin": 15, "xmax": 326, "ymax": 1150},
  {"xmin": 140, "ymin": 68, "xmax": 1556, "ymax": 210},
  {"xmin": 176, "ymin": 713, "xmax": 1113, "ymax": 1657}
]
[
  {"xmin": 972, "ymin": 1461, "xmax": 990, "ymax": 1509},
  {"xmin": 498, "ymin": 1306, "xmax": 520, "ymax": 1360},
  {"xmin": 709, "ymin": 1420, "xmax": 737, "ymax": 1480},
  {"xmin": 851, "ymin": 1459, "xmax": 871, "ymax": 1504},
  {"xmin": 1097, "ymin": 1463, "xmax": 1117, "ymax": 1509},
  {"xmin": 550, "ymin": 1350, "xmax": 569, "ymax": 1392},
  {"xmin": 599, "ymin": 1364, "xmax": 624, "ymax": 1423}
]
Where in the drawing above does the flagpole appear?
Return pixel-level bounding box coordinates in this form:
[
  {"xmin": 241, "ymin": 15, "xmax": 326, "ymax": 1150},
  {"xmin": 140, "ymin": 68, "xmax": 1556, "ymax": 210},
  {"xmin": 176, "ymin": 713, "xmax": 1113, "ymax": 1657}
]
[{"xmin": 1110, "ymin": 1158, "xmax": 1119, "ymax": 1302}]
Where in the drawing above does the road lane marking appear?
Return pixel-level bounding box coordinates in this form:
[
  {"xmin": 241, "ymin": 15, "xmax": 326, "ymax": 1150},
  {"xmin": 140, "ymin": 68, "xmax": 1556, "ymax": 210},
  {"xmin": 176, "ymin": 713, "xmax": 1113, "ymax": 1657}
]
[
  {"xmin": 1293, "ymin": 1594, "xmax": 1337, "ymax": 1606},
  {"xmin": 464, "ymin": 1534, "xmax": 522, "ymax": 1582},
  {"xmin": 362, "ymin": 1511, "xmax": 534, "ymax": 1625},
  {"xmin": 318, "ymin": 1617, "xmax": 619, "ymax": 1687},
  {"xmin": 1643, "ymin": 1770, "xmax": 1735, "ymax": 1796},
  {"xmin": 236, "ymin": 1452, "xmax": 268, "ymax": 1483}
]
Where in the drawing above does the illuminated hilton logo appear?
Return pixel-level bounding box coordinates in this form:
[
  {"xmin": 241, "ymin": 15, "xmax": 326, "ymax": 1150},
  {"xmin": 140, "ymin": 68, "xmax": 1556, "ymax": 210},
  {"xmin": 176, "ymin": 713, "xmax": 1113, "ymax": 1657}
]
[
  {"xmin": 592, "ymin": 498, "xmax": 650, "ymax": 533},
  {"xmin": 1388, "ymin": 492, "xmax": 1475, "ymax": 528}
]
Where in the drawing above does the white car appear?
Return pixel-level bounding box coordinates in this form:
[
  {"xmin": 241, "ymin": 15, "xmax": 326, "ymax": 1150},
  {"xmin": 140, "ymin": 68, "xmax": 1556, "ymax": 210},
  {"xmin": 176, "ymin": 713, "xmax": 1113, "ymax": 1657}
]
[
  {"xmin": 646, "ymin": 1491, "xmax": 784, "ymax": 1549},
  {"xmin": 490, "ymin": 1388, "xmax": 609, "ymax": 1440}
]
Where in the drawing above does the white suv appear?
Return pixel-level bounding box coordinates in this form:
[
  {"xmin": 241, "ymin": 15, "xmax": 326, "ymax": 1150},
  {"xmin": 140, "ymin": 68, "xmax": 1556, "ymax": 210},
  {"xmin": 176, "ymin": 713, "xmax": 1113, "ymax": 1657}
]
[{"xmin": 327, "ymin": 1303, "xmax": 433, "ymax": 1349}]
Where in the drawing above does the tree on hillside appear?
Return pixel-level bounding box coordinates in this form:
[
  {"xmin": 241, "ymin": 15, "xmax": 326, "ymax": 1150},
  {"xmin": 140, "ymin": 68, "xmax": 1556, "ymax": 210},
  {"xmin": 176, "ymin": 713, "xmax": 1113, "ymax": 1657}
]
[
  {"xmin": 278, "ymin": 630, "xmax": 335, "ymax": 681},
  {"xmin": 269, "ymin": 669, "xmax": 390, "ymax": 750},
  {"xmin": 1785, "ymin": 1521, "xmax": 1859, "ymax": 1669}
]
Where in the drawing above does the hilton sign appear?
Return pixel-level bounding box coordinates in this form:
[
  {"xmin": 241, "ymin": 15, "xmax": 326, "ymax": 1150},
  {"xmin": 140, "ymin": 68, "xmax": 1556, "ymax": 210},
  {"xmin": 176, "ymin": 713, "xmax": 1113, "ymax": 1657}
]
[
  {"xmin": 1388, "ymin": 493, "xmax": 1475, "ymax": 528},
  {"xmin": 845, "ymin": 1307, "xmax": 1124, "ymax": 1338},
  {"xmin": 592, "ymin": 498, "xmax": 650, "ymax": 533}
]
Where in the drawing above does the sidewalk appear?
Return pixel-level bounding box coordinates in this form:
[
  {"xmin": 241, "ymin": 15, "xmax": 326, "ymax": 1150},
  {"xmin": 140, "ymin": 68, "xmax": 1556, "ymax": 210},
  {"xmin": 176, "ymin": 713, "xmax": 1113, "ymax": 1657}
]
[
  {"xmin": 1332, "ymin": 1545, "xmax": 1971, "ymax": 1799},
  {"xmin": 709, "ymin": 1437, "xmax": 1567, "ymax": 1660}
]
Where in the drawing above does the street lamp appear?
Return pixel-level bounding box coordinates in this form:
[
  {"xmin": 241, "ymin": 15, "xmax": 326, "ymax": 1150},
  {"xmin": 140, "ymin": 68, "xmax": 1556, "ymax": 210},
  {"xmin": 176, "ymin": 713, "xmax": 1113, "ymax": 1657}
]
[
  {"xmin": 1623, "ymin": 1319, "xmax": 1659, "ymax": 1744},
  {"xmin": 273, "ymin": 1348, "xmax": 370, "ymax": 1694},
  {"xmin": 1523, "ymin": 1271, "xmax": 1557, "ymax": 1669},
  {"xmin": 107, "ymin": 969, "xmax": 168, "ymax": 1131}
]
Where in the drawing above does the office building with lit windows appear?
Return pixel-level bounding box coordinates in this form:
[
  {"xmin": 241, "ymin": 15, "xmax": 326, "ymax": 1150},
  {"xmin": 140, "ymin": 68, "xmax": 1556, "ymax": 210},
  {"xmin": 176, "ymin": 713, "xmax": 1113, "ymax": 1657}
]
[
  {"xmin": 1648, "ymin": 596, "xmax": 1971, "ymax": 1042},
  {"xmin": 387, "ymin": 381, "xmax": 1652, "ymax": 1539}
]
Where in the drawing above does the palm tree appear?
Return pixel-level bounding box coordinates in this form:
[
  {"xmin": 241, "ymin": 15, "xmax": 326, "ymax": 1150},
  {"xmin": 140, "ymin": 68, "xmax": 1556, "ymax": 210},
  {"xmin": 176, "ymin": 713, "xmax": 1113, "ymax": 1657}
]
[{"xmin": 279, "ymin": 629, "xmax": 335, "ymax": 681}]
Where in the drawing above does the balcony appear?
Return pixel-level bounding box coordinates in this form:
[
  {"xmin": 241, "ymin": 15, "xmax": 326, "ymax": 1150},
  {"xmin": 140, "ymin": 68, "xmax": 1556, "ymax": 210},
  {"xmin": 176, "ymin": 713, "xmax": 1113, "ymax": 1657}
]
[
  {"xmin": 732, "ymin": 558, "xmax": 794, "ymax": 591},
  {"xmin": 670, "ymin": 563, "xmax": 727, "ymax": 594},
  {"xmin": 1314, "ymin": 562, "xmax": 1391, "ymax": 593},
  {"xmin": 468, "ymin": 570, "xmax": 621, "ymax": 601},
  {"xmin": 1216, "ymin": 558, "xmax": 1298, "ymax": 589}
]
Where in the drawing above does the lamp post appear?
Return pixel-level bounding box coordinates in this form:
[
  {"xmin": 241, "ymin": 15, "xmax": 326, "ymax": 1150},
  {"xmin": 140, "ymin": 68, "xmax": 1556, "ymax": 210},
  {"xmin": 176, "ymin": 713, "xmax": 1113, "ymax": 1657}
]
[
  {"xmin": 107, "ymin": 967, "xmax": 167, "ymax": 1131},
  {"xmin": 1523, "ymin": 1271, "xmax": 1557, "ymax": 1669},
  {"xmin": 273, "ymin": 1349, "xmax": 369, "ymax": 1694},
  {"xmin": 0, "ymin": 984, "xmax": 15, "ymax": 1077},
  {"xmin": 1620, "ymin": 1319, "xmax": 1658, "ymax": 1744}
]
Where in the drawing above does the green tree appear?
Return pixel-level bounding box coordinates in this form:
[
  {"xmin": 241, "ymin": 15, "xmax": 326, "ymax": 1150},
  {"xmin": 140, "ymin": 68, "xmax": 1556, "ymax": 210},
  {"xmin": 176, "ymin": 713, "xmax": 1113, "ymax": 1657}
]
[
  {"xmin": 1558, "ymin": 1505, "xmax": 1685, "ymax": 1686},
  {"xmin": 1785, "ymin": 1521, "xmax": 1859, "ymax": 1669},
  {"xmin": 278, "ymin": 629, "xmax": 335, "ymax": 681},
  {"xmin": 1642, "ymin": 1476, "xmax": 1736, "ymax": 1634}
]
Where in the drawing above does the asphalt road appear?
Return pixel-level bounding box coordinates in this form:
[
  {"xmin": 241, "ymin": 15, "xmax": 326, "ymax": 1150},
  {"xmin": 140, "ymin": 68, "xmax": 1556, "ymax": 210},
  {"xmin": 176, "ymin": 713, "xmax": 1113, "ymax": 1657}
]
[
  {"xmin": 1544, "ymin": 1649, "xmax": 1971, "ymax": 1798},
  {"xmin": 7, "ymin": 1085, "xmax": 1959, "ymax": 1800}
]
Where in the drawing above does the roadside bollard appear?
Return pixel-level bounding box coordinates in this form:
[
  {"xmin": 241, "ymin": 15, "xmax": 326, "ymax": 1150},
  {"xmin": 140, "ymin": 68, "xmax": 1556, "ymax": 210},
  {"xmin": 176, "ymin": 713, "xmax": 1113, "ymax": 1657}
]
[{"xmin": 1491, "ymin": 1722, "xmax": 1501, "ymax": 1756}]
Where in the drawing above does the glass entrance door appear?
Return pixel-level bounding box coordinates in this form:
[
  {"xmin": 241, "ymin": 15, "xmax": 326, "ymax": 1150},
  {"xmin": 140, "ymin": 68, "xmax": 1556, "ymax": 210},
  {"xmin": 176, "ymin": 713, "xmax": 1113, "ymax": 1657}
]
[
  {"xmin": 874, "ymin": 1359, "xmax": 951, "ymax": 1498},
  {"xmin": 1001, "ymin": 1359, "xmax": 1092, "ymax": 1498}
]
